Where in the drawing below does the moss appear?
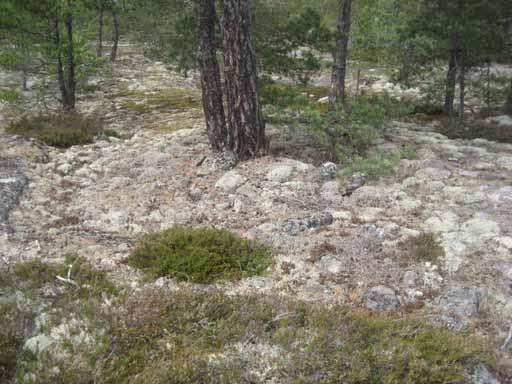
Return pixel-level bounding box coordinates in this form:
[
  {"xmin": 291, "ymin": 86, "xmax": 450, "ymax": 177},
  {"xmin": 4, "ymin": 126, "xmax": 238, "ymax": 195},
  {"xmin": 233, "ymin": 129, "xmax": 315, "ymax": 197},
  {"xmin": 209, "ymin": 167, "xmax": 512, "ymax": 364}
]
[
  {"xmin": 6, "ymin": 114, "xmax": 103, "ymax": 148},
  {"xmin": 119, "ymin": 89, "xmax": 202, "ymax": 114},
  {"xmin": 127, "ymin": 227, "xmax": 272, "ymax": 284},
  {"xmin": 90, "ymin": 291, "xmax": 494, "ymax": 384}
]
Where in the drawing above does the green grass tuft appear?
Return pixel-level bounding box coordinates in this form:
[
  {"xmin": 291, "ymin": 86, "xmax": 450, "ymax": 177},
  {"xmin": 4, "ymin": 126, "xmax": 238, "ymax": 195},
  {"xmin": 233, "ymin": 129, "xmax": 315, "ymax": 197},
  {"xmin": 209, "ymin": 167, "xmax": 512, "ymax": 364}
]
[
  {"xmin": 6, "ymin": 113, "xmax": 103, "ymax": 148},
  {"xmin": 128, "ymin": 227, "xmax": 272, "ymax": 284}
]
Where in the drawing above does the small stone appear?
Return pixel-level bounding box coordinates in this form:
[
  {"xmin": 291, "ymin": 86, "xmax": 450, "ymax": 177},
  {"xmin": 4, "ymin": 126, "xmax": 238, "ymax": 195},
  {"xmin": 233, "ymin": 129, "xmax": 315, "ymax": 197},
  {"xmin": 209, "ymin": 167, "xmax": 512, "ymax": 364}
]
[
  {"xmin": 215, "ymin": 171, "xmax": 245, "ymax": 192},
  {"xmin": 318, "ymin": 255, "xmax": 343, "ymax": 274},
  {"xmin": 282, "ymin": 212, "xmax": 334, "ymax": 235},
  {"xmin": 467, "ymin": 363, "xmax": 500, "ymax": 384},
  {"xmin": 362, "ymin": 286, "xmax": 400, "ymax": 311},
  {"xmin": 402, "ymin": 270, "xmax": 418, "ymax": 287}
]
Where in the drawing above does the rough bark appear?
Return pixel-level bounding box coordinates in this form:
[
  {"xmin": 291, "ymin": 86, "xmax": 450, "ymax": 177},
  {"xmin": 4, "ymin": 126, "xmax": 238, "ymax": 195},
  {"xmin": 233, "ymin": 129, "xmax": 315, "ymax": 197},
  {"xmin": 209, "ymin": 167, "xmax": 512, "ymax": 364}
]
[
  {"xmin": 329, "ymin": 0, "xmax": 352, "ymax": 110},
  {"xmin": 198, "ymin": 0, "xmax": 227, "ymax": 152},
  {"xmin": 221, "ymin": 0, "xmax": 266, "ymax": 160},
  {"xmin": 53, "ymin": 16, "xmax": 70, "ymax": 112},
  {"xmin": 111, "ymin": 10, "xmax": 120, "ymax": 63},
  {"xmin": 97, "ymin": 8, "xmax": 103, "ymax": 57},
  {"xmin": 63, "ymin": 4, "xmax": 76, "ymax": 112},
  {"xmin": 444, "ymin": 33, "xmax": 459, "ymax": 115}
]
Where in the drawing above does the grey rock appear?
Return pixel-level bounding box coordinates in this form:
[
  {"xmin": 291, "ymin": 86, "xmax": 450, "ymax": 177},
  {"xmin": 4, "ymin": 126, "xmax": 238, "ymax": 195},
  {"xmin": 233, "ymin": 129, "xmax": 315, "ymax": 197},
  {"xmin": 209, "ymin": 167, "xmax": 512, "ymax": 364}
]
[
  {"xmin": 282, "ymin": 212, "xmax": 333, "ymax": 235},
  {"xmin": 343, "ymin": 172, "xmax": 366, "ymax": 195},
  {"xmin": 320, "ymin": 162, "xmax": 337, "ymax": 180},
  {"xmin": 204, "ymin": 151, "xmax": 238, "ymax": 171},
  {"xmin": 215, "ymin": 171, "xmax": 245, "ymax": 192},
  {"xmin": 467, "ymin": 363, "xmax": 500, "ymax": 384},
  {"xmin": 402, "ymin": 270, "xmax": 418, "ymax": 288},
  {"xmin": 0, "ymin": 157, "xmax": 27, "ymax": 233},
  {"xmin": 427, "ymin": 314, "xmax": 469, "ymax": 332},
  {"xmin": 438, "ymin": 287, "xmax": 483, "ymax": 317},
  {"xmin": 362, "ymin": 286, "xmax": 400, "ymax": 311},
  {"xmin": 266, "ymin": 165, "xmax": 295, "ymax": 183},
  {"xmin": 318, "ymin": 255, "xmax": 343, "ymax": 274}
]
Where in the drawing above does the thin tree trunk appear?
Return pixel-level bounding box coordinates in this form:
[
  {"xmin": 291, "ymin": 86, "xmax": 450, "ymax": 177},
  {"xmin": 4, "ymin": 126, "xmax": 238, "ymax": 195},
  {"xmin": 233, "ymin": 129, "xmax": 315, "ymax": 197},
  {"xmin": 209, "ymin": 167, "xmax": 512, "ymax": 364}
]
[
  {"xmin": 198, "ymin": 0, "xmax": 227, "ymax": 152},
  {"xmin": 53, "ymin": 16, "xmax": 70, "ymax": 112},
  {"xmin": 97, "ymin": 8, "xmax": 103, "ymax": 57},
  {"xmin": 329, "ymin": 0, "xmax": 352, "ymax": 110},
  {"xmin": 444, "ymin": 33, "xmax": 458, "ymax": 115},
  {"xmin": 111, "ymin": 10, "xmax": 120, "ymax": 63},
  {"xmin": 222, "ymin": 0, "xmax": 266, "ymax": 160},
  {"xmin": 504, "ymin": 78, "xmax": 512, "ymax": 114},
  {"xmin": 458, "ymin": 61, "xmax": 465, "ymax": 120},
  {"xmin": 64, "ymin": 2, "xmax": 76, "ymax": 112},
  {"xmin": 21, "ymin": 69, "xmax": 28, "ymax": 91}
]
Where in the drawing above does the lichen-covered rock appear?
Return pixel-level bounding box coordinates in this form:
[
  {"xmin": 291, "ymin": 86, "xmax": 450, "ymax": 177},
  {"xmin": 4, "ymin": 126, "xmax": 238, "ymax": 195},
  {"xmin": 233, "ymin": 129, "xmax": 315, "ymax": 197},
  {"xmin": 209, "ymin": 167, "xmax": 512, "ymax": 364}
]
[
  {"xmin": 282, "ymin": 212, "xmax": 333, "ymax": 235},
  {"xmin": 362, "ymin": 286, "xmax": 400, "ymax": 311},
  {"xmin": 266, "ymin": 165, "xmax": 295, "ymax": 183},
  {"xmin": 215, "ymin": 171, "xmax": 246, "ymax": 192},
  {"xmin": 437, "ymin": 287, "xmax": 484, "ymax": 317}
]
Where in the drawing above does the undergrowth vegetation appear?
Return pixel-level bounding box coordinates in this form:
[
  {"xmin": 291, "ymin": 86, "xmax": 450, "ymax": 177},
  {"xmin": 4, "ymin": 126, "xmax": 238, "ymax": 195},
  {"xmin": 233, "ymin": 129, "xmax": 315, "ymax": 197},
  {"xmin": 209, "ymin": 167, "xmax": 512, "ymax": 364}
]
[
  {"xmin": 403, "ymin": 233, "xmax": 445, "ymax": 266},
  {"xmin": 128, "ymin": 227, "xmax": 272, "ymax": 283},
  {"xmin": 437, "ymin": 118, "xmax": 512, "ymax": 144},
  {"xmin": 339, "ymin": 148, "xmax": 418, "ymax": 185},
  {"xmin": 118, "ymin": 88, "xmax": 202, "ymax": 114},
  {"xmin": 0, "ymin": 257, "xmax": 498, "ymax": 383},
  {"xmin": 6, "ymin": 113, "xmax": 104, "ymax": 148}
]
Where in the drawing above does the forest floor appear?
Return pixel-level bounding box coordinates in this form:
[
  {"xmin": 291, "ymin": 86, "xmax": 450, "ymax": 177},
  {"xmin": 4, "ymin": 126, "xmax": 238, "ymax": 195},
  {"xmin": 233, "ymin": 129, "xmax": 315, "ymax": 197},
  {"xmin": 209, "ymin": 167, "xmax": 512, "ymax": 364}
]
[{"xmin": 1, "ymin": 44, "xmax": 512, "ymax": 382}]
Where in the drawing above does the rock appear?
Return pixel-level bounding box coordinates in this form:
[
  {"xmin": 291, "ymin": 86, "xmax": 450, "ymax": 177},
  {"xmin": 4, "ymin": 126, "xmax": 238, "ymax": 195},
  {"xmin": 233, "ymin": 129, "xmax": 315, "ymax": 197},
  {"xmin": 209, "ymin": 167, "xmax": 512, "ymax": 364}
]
[
  {"xmin": 266, "ymin": 165, "xmax": 295, "ymax": 183},
  {"xmin": 402, "ymin": 270, "xmax": 418, "ymax": 287},
  {"xmin": 318, "ymin": 255, "xmax": 343, "ymax": 274},
  {"xmin": 343, "ymin": 172, "xmax": 366, "ymax": 195},
  {"xmin": 487, "ymin": 115, "xmax": 512, "ymax": 127},
  {"xmin": 282, "ymin": 212, "xmax": 334, "ymax": 235},
  {"xmin": 320, "ymin": 181, "xmax": 340, "ymax": 201},
  {"xmin": 204, "ymin": 151, "xmax": 238, "ymax": 171},
  {"xmin": 496, "ymin": 156, "xmax": 512, "ymax": 171},
  {"xmin": 415, "ymin": 167, "xmax": 452, "ymax": 181},
  {"xmin": 0, "ymin": 158, "xmax": 27, "ymax": 233},
  {"xmin": 24, "ymin": 334, "xmax": 53, "ymax": 354},
  {"xmin": 215, "ymin": 171, "xmax": 246, "ymax": 192},
  {"xmin": 320, "ymin": 162, "xmax": 337, "ymax": 180},
  {"xmin": 331, "ymin": 210, "xmax": 353, "ymax": 221},
  {"xmin": 438, "ymin": 287, "xmax": 483, "ymax": 317},
  {"xmin": 467, "ymin": 363, "xmax": 500, "ymax": 384},
  {"xmin": 427, "ymin": 314, "xmax": 469, "ymax": 332},
  {"xmin": 461, "ymin": 216, "xmax": 500, "ymax": 237},
  {"xmin": 358, "ymin": 208, "xmax": 385, "ymax": 223},
  {"xmin": 362, "ymin": 286, "xmax": 400, "ymax": 311},
  {"xmin": 422, "ymin": 211, "xmax": 459, "ymax": 233}
]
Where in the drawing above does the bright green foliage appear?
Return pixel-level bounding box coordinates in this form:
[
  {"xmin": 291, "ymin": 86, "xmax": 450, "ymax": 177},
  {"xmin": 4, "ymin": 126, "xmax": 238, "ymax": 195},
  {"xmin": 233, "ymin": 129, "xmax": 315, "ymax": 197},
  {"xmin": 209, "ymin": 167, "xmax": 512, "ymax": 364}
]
[
  {"xmin": 6, "ymin": 114, "xmax": 103, "ymax": 148},
  {"xmin": 339, "ymin": 148, "xmax": 417, "ymax": 184},
  {"xmin": 128, "ymin": 227, "xmax": 272, "ymax": 284}
]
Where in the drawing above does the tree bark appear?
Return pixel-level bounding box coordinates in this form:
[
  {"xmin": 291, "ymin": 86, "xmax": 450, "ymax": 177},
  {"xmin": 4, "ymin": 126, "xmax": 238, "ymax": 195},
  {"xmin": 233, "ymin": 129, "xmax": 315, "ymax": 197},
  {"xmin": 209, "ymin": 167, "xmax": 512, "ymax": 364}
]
[
  {"xmin": 97, "ymin": 8, "xmax": 103, "ymax": 57},
  {"xmin": 111, "ymin": 10, "xmax": 120, "ymax": 63},
  {"xmin": 63, "ymin": 2, "xmax": 76, "ymax": 112},
  {"xmin": 458, "ymin": 60, "xmax": 465, "ymax": 120},
  {"xmin": 221, "ymin": 0, "xmax": 266, "ymax": 160},
  {"xmin": 53, "ymin": 16, "xmax": 70, "ymax": 112},
  {"xmin": 443, "ymin": 33, "xmax": 459, "ymax": 115},
  {"xmin": 198, "ymin": 0, "xmax": 227, "ymax": 152},
  {"xmin": 505, "ymin": 78, "xmax": 512, "ymax": 114},
  {"xmin": 329, "ymin": 0, "xmax": 352, "ymax": 110}
]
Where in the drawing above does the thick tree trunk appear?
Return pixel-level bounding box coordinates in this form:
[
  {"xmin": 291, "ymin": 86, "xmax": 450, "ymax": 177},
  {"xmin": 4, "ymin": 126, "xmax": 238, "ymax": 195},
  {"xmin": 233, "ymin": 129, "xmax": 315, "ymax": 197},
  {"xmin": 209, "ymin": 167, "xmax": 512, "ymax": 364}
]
[
  {"xmin": 97, "ymin": 8, "xmax": 103, "ymax": 57},
  {"xmin": 198, "ymin": 0, "xmax": 227, "ymax": 152},
  {"xmin": 63, "ymin": 4, "xmax": 76, "ymax": 112},
  {"xmin": 222, "ymin": 0, "xmax": 266, "ymax": 160},
  {"xmin": 111, "ymin": 10, "xmax": 120, "ymax": 63},
  {"xmin": 329, "ymin": 0, "xmax": 352, "ymax": 110},
  {"xmin": 444, "ymin": 33, "xmax": 459, "ymax": 115}
]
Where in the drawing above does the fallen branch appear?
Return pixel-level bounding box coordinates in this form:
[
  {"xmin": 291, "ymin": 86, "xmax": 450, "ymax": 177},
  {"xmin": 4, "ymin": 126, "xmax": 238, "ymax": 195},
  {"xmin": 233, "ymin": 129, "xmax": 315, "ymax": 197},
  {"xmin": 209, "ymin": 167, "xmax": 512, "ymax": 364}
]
[{"xmin": 500, "ymin": 324, "xmax": 512, "ymax": 351}]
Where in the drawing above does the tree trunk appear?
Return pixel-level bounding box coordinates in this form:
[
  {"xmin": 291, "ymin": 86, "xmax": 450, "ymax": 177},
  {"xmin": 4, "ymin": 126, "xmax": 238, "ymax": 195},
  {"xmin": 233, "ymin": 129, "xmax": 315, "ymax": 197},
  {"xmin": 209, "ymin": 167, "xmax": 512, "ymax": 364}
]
[
  {"xmin": 222, "ymin": 0, "xmax": 266, "ymax": 160},
  {"xmin": 458, "ymin": 61, "xmax": 465, "ymax": 120},
  {"xmin": 97, "ymin": 8, "xmax": 103, "ymax": 57},
  {"xmin": 504, "ymin": 78, "xmax": 512, "ymax": 114},
  {"xmin": 111, "ymin": 10, "xmax": 120, "ymax": 63},
  {"xmin": 198, "ymin": 0, "xmax": 227, "ymax": 152},
  {"xmin": 444, "ymin": 33, "xmax": 459, "ymax": 115},
  {"xmin": 53, "ymin": 16, "xmax": 70, "ymax": 112},
  {"xmin": 63, "ymin": 3, "xmax": 76, "ymax": 112},
  {"xmin": 329, "ymin": 0, "xmax": 352, "ymax": 110}
]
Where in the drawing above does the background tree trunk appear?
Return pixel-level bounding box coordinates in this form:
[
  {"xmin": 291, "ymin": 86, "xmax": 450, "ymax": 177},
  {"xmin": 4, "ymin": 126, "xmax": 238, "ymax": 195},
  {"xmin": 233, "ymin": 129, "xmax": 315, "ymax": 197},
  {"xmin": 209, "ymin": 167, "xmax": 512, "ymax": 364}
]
[
  {"xmin": 63, "ymin": 3, "xmax": 76, "ymax": 112},
  {"xmin": 221, "ymin": 0, "xmax": 266, "ymax": 160},
  {"xmin": 97, "ymin": 8, "xmax": 103, "ymax": 57},
  {"xmin": 444, "ymin": 33, "xmax": 459, "ymax": 115},
  {"xmin": 505, "ymin": 78, "xmax": 512, "ymax": 114},
  {"xmin": 111, "ymin": 10, "xmax": 120, "ymax": 63},
  {"xmin": 329, "ymin": 0, "xmax": 352, "ymax": 110},
  {"xmin": 198, "ymin": 0, "xmax": 227, "ymax": 152},
  {"xmin": 458, "ymin": 61, "xmax": 465, "ymax": 119}
]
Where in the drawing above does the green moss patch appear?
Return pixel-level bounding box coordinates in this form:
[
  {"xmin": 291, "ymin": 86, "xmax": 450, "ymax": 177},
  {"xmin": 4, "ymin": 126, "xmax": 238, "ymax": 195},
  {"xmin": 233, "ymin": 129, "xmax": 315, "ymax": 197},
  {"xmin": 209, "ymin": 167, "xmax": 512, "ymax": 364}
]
[
  {"xmin": 128, "ymin": 227, "xmax": 272, "ymax": 284},
  {"xmin": 6, "ymin": 113, "xmax": 103, "ymax": 148},
  {"xmin": 118, "ymin": 88, "xmax": 202, "ymax": 114}
]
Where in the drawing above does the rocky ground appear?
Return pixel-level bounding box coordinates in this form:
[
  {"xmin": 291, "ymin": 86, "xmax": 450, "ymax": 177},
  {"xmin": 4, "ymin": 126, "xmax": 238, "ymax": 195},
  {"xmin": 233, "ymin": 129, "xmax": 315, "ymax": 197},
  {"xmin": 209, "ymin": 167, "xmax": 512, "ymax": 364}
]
[{"xmin": 1, "ymin": 44, "xmax": 512, "ymax": 381}]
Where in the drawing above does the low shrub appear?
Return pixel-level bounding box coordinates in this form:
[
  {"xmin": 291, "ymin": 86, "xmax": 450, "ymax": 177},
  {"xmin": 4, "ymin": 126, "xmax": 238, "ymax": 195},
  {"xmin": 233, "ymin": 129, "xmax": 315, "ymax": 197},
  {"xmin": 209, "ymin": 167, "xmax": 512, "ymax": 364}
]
[
  {"xmin": 127, "ymin": 227, "xmax": 272, "ymax": 284},
  {"xmin": 0, "ymin": 302, "xmax": 27, "ymax": 383},
  {"xmin": 404, "ymin": 232, "xmax": 445, "ymax": 265},
  {"xmin": 6, "ymin": 113, "xmax": 103, "ymax": 148},
  {"xmin": 437, "ymin": 118, "xmax": 512, "ymax": 144},
  {"xmin": 339, "ymin": 148, "xmax": 417, "ymax": 185}
]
